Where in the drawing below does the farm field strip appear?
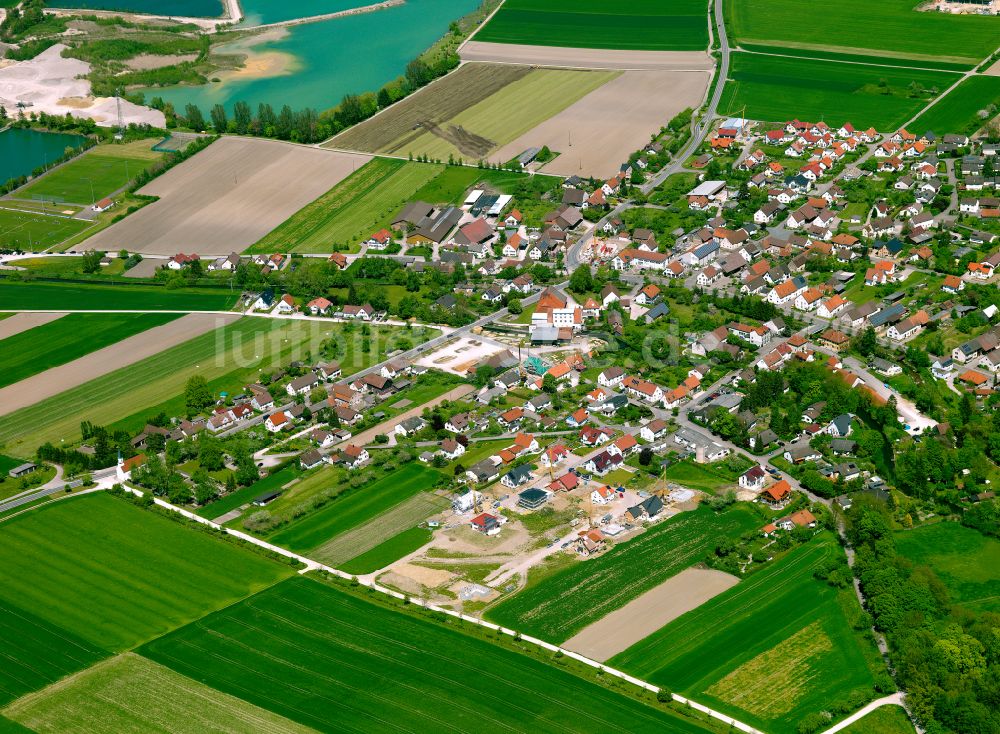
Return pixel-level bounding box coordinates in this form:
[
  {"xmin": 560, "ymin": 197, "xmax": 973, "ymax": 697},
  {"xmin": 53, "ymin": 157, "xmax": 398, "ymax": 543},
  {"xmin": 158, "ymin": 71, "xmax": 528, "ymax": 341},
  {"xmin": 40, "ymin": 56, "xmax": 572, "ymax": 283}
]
[
  {"xmin": 0, "ymin": 312, "xmax": 180, "ymax": 390},
  {"xmin": 908, "ymin": 75, "xmax": 1000, "ymax": 138},
  {"xmin": 719, "ymin": 52, "xmax": 957, "ymax": 129},
  {"xmin": 268, "ymin": 464, "xmax": 444, "ymax": 553},
  {"xmin": 485, "ymin": 505, "xmax": 761, "ymax": 642},
  {"xmin": 459, "ymin": 42, "xmax": 714, "ymax": 71},
  {"xmin": 725, "ymin": 0, "xmax": 1000, "ymax": 64},
  {"xmin": 474, "ymin": 0, "xmax": 710, "ymax": 51},
  {"xmin": 0, "ymin": 280, "xmax": 236, "ymax": 311},
  {"xmin": 338, "ymin": 526, "xmax": 433, "ymax": 575},
  {"xmin": 3, "ymin": 653, "xmax": 317, "ymax": 734},
  {"xmin": 0, "ymin": 312, "xmax": 66, "ymax": 340},
  {"xmin": 248, "ymin": 158, "xmax": 443, "ymax": 254},
  {"xmin": 0, "ymin": 316, "xmax": 403, "ymax": 455},
  {"xmin": 0, "ymin": 493, "xmax": 294, "ymax": 651},
  {"xmin": 14, "ymin": 139, "xmax": 163, "ymax": 205},
  {"xmin": 0, "ymin": 313, "xmax": 240, "ymax": 440},
  {"xmin": 139, "ymin": 576, "xmax": 715, "ymax": 733},
  {"xmin": 610, "ymin": 535, "xmax": 881, "ymax": 733},
  {"xmin": 75, "ymin": 138, "xmax": 371, "ymax": 256},
  {"xmin": 0, "ymin": 598, "xmax": 106, "ymax": 707},
  {"xmin": 328, "ymin": 63, "xmax": 533, "ymax": 154},
  {"xmin": 311, "ymin": 491, "xmax": 448, "ymax": 567},
  {"xmin": 387, "ymin": 67, "xmax": 618, "ymax": 162},
  {"xmin": 562, "ymin": 568, "xmax": 740, "ymax": 662}
]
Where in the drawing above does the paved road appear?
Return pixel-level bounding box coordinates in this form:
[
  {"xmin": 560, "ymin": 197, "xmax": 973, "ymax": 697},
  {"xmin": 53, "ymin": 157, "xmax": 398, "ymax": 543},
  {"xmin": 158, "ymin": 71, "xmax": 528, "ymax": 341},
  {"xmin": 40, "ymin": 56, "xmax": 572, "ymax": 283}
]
[{"xmin": 640, "ymin": 0, "xmax": 730, "ymax": 195}]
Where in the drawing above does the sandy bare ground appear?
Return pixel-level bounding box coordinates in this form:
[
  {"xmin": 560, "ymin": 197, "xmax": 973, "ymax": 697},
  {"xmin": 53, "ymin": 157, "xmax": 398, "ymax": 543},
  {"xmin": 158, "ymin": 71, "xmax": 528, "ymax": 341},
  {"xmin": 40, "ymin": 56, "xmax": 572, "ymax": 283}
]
[
  {"xmin": 460, "ymin": 42, "xmax": 714, "ymax": 71},
  {"xmin": 122, "ymin": 258, "xmax": 164, "ymax": 278},
  {"xmin": 0, "ymin": 312, "xmax": 66, "ymax": 340},
  {"xmin": 0, "ymin": 312, "xmax": 237, "ymax": 417},
  {"xmin": 562, "ymin": 567, "xmax": 739, "ymax": 662},
  {"xmin": 0, "ymin": 44, "xmax": 164, "ymax": 127},
  {"xmin": 126, "ymin": 53, "xmax": 198, "ymax": 70},
  {"xmin": 491, "ymin": 70, "xmax": 709, "ymax": 179},
  {"xmin": 75, "ymin": 138, "xmax": 371, "ymax": 256},
  {"xmin": 986, "ymin": 58, "xmax": 1000, "ymax": 77}
]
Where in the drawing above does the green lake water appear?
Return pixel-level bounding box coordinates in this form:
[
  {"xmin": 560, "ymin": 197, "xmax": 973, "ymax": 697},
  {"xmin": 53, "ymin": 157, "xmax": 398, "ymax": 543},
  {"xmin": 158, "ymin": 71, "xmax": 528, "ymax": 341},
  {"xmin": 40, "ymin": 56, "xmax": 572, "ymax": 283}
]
[
  {"xmin": 144, "ymin": 0, "xmax": 479, "ymax": 113},
  {"xmin": 239, "ymin": 0, "xmax": 366, "ymax": 26},
  {"xmin": 0, "ymin": 128, "xmax": 87, "ymax": 185},
  {"xmin": 46, "ymin": 0, "xmax": 224, "ymax": 17}
]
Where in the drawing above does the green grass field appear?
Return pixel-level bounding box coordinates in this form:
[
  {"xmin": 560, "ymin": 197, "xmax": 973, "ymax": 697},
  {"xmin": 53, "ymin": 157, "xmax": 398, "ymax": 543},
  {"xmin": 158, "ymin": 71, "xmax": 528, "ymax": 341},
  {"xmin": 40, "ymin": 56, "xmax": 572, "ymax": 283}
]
[
  {"xmin": 610, "ymin": 535, "xmax": 881, "ymax": 734},
  {"xmin": 249, "ymin": 158, "xmax": 445, "ymax": 254},
  {"xmin": 0, "ymin": 318, "xmax": 408, "ymax": 456},
  {"xmin": 895, "ymin": 522, "xmax": 1000, "ymax": 613},
  {"xmin": 0, "ymin": 207, "xmax": 91, "ymax": 250},
  {"xmin": 15, "ymin": 140, "xmax": 163, "ymax": 205},
  {"xmin": 719, "ymin": 53, "xmax": 957, "ymax": 128},
  {"xmin": 3, "ymin": 653, "xmax": 315, "ymax": 734},
  {"xmin": 339, "ymin": 526, "xmax": 433, "ymax": 574},
  {"xmin": 842, "ymin": 705, "xmax": 915, "ymax": 734},
  {"xmin": 486, "ymin": 504, "xmax": 761, "ymax": 643},
  {"xmin": 312, "ymin": 490, "xmax": 448, "ymax": 568},
  {"xmin": 663, "ymin": 459, "xmax": 747, "ymax": 492},
  {"xmin": 197, "ymin": 465, "xmax": 299, "ymax": 519},
  {"xmin": 395, "ymin": 68, "xmax": 617, "ymax": 162},
  {"xmin": 0, "ymin": 598, "xmax": 106, "ymax": 706},
  {"xmin": 725, "ymin": 0, "xmax": 1000, "ymax": 64},
  {"xmin": 475, "ymin": 0, "xmax": 709, "ymax": 50},
  {"xmin": 0, "ymin": 312, "xmax": 179, "ymax": 389},
  {"xmin": 140, "ymin": 576, "xmax": 715, "ymax": 733},
  {"xmin": 909, "ymin": 75, "xmax": 1000, "ymax": 136},
  {"xmin": 0, "ymin": 280, "xmax": 235, "ymax": 311},
  {"xmin": 268, "ymin": 463, "xmax": 443, "ymax": 554},
  {"xmin": 0, "ymin": 493, "xmax": 293, "ymax": 651}
]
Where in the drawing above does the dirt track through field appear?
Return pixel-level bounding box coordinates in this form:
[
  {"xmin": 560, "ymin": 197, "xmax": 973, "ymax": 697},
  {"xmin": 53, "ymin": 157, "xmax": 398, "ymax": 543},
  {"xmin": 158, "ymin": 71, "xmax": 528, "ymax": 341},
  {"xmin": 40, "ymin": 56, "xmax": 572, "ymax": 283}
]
[
  {"xmin": 0, "ymin": 312, "xmax": 66, "ymax": 340},
  {"xmin": 0, "ymin": 312, "xmax": 238, "ymax": 416},
  {"xmin": 562, "ymin": 567, "xmax": 739, "ymax": 662},
  {"xmin": 74, "ymin": 138, "xmax": 371, "ymax": 256},
  {"xmin": 491, "ymin": 70, "xmax": 709, "ymax": 178},
  {"xmin": 460, "ymin": 42, "xmax": 715, "ymax": 71}
]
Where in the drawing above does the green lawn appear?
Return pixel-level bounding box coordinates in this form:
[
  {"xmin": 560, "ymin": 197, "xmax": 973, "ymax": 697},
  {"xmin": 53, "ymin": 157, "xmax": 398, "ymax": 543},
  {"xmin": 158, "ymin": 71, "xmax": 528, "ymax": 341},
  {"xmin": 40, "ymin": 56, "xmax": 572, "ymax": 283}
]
[
  {"xmin": 15, "ymin": 139, "xmax": 163, "ymax": 205},
  {"xmin": 719, "ymin": 52, "xmax": 958, "ymax": 129},
  {"xmin": 486, "ymin": 504, "xmax": 762, "ymax": 643},
  {"xmin": 0, "ymin": 207, "xmax": 91, "ymax": 251},
  {"xmin": 249, "ymin": 158, "xmax": 443, "ymax": 254},
  {"xmin": 139, "ymin": 576, "xmax": 716, "ymax": 733},
  {"xmin": 0, "ymin": 313, "xmax": 179, "ymax": 389},
  {"xmin": 909, "ymin": 75, "xmax": 1000, "ymax": 136},
  {"xmin": 725, "ymin": 0, "xmax": 1000, "ymax": 65},
  {"xmin": 663, "ymin": 458, "xmax": 749, "ymax": 492},
  {"xmin": 0, "ymin": 597, "xmax": 106, "ymax": 706},
  {"xmin": 895, "ymin": 522, "xmax": 1000, "ymax": 613},
  {"xmin": 610, "ymin": 535, "xmax": 882, "ymax": 734},
  {"xmin": 268, "ymin": 463, "xmax": 443, "ymax": 553},
  {"xmin": 3, "ymin": 653, "xmax": 314, "ymax": 734},
  {"xmin": 475, "ymin": 0, "xmax": 709, "ymax": 50},
  {"xmin": 0, "ymin": 280, "xmax": 235, "ymax": 311},
  {"xmin": 0, "ymin": 493, "xmax": 294, "ymax": 651},
  {"xmin": 842, "ymin": 705, "xmax": 915, "ymax": 734}
]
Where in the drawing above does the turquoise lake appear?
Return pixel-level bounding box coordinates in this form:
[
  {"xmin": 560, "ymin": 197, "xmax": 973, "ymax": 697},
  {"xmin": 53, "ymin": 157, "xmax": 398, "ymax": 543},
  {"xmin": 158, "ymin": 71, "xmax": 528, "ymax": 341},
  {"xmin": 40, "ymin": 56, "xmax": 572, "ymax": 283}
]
[
  {"xmin": 144, "ymin": 0, "xmax": 479, "ymax": 113},
  {"xmin": 0, "ymin": 128, "xmax": 87, "ymax": 185},
  {"xmin": 46, "ymin": 0, "xmax": 224, "ymax": 17},
  {"xmin": 238, "ymin": 0, "xmax": 368, "ymax": 27}
]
